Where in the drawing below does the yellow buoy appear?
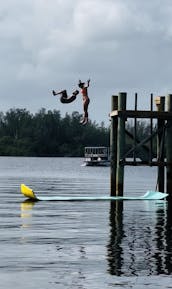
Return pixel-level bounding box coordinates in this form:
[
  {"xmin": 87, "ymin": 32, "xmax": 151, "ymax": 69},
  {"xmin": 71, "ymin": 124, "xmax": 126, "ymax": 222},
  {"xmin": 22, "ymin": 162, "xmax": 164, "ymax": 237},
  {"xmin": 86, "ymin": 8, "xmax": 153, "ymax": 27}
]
[{"xmin": 21, "ymin": 184, "xmax": 37, "ymax": 200}]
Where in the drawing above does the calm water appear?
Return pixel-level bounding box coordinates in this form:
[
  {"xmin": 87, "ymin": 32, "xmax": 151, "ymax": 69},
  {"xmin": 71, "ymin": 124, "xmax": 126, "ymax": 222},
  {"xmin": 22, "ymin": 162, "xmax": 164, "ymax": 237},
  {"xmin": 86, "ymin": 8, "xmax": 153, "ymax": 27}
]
[{"xmin": 0, "ymin": 157, "xmax": 172, "ymax": 289}]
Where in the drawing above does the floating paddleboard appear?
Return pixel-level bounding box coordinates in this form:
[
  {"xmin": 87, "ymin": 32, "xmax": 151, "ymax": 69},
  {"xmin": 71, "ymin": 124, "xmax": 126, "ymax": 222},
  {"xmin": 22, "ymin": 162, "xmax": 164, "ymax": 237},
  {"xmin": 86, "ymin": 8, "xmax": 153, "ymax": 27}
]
[{"xmin": 20, "ymin": 184, "xmax": 168, "ymax": 201}]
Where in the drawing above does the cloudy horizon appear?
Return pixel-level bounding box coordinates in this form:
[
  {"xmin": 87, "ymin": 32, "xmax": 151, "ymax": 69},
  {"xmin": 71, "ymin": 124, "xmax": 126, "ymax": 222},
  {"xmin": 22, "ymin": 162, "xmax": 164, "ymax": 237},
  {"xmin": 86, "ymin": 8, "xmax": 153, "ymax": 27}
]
[{"xmin": 1, "ymin": 0, "xmax": 172, "ymax": 125}]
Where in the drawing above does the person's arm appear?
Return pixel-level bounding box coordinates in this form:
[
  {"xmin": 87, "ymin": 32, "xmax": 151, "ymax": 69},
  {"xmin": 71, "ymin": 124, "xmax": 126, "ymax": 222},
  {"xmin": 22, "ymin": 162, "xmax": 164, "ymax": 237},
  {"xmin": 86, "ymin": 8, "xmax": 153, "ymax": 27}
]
[{"xmin": 86, "ymin": 79, "xmax": 90, "ymax": 88}]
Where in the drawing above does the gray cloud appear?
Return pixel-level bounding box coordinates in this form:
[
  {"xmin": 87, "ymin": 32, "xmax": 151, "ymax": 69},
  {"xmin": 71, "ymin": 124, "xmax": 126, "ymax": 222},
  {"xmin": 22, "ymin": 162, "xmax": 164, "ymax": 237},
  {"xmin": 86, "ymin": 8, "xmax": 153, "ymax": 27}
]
[{"xmin": 0, "ymin": 0, "xmax": 172, "ymax": 124}]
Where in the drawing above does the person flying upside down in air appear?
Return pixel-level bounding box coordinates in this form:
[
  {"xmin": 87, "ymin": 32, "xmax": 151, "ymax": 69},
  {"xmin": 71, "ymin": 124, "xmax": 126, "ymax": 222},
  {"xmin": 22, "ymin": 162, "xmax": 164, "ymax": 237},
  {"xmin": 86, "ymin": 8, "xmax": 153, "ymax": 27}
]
[
  {"xmin": 52, "ymin": 89, "xmax": 79, "ymax": 103},
  {"xmin": 78, "ymin": 79, "xmax": 90, "ymax": 125}
]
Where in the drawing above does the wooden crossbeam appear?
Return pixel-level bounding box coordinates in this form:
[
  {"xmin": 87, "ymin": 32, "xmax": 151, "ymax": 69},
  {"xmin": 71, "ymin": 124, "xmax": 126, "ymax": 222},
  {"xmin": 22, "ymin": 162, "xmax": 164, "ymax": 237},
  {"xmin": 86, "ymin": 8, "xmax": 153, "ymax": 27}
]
[
  {"xmin": 120, "ymin": 160, "xmax": 167, "ymax": 166},
  {"xmin": 110, "ymin": 110, "xmax": 172, "ymax": 120}
]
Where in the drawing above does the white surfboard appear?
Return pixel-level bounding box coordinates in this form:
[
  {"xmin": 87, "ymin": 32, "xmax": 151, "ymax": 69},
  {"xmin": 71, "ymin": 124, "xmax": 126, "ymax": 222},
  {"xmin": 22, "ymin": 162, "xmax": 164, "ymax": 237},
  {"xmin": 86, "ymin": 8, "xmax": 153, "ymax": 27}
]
[{"xmin": 20, "ymin": 184, "xmax": 168, "ymax": 201}]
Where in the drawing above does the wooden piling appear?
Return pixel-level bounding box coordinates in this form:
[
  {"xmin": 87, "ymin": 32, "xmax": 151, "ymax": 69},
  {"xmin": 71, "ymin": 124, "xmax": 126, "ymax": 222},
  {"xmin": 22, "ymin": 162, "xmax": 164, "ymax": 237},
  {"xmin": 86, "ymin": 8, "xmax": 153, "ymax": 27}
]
[
  {"xmin": 166, "ymin": 94, "xmax": 172, "ymax": 197},
  {"xmin": 155, "ymin": 96, "xmax": 165, "ymax": 192},
  {"xmin": 110, "ymin": 95, "xmax": 118, "ymax": 196},
  {"xmin": 150, "ymin": 93, "xmax": 153, "ymax": 163},
  {"xmin": 116, "ymin": 92, "xmax": 126, "ymax": 196},
  {"xmin": 133, "ymin": 93, "xmax": 137, "ymax": 163}
]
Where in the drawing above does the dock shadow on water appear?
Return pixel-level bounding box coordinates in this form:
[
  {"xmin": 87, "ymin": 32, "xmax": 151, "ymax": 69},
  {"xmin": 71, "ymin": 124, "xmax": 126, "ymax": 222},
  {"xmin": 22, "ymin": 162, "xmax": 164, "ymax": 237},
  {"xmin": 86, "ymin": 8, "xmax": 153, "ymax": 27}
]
[{"xmin": 107, "ymin": 201, "xmax": 172, "ymax": 277}]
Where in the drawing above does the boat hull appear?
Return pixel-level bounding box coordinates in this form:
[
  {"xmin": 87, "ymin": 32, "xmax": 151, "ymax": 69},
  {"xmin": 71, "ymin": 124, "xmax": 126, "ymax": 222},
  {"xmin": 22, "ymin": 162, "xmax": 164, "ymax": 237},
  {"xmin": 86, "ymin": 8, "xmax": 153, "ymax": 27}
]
[{"xmin": 84, "ymin": 161, "xmax": 110, "ymax": 167}]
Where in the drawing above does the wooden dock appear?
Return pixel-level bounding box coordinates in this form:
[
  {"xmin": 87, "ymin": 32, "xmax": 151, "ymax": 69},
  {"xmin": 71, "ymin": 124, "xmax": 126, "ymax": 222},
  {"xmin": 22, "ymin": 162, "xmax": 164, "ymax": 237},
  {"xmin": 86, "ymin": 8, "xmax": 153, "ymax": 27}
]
[{"xmin": 110, "ymin": 93, "xmax": 172, "ymax": 200}]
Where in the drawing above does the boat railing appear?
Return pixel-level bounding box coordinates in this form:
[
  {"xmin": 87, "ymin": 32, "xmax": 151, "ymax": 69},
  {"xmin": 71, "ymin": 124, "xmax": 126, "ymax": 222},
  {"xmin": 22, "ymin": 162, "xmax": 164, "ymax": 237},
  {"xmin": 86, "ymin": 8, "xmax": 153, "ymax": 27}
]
[{"xmin": 84, "ymin": 147, "xmax": 110, "ymax": 158}]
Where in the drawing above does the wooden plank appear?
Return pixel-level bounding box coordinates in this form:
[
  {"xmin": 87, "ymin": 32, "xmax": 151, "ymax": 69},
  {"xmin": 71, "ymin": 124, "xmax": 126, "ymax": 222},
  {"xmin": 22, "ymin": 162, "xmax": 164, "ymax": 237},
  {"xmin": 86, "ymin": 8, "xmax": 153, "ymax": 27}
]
[
  {"xmin": 125, "ymin": 130, "xmax": 150, "ymax": 162},
  {"xmin": 121, "ymin": 160, "xmax": 167, "ymax": 166},
  {"xmin": 110, "ymin": 110, "xmax": 172, "ymax": 119}
]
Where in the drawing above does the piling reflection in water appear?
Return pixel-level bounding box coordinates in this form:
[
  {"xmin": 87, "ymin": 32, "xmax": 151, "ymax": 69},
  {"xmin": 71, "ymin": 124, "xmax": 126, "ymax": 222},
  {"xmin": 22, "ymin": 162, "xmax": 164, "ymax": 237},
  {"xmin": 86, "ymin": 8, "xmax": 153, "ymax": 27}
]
[
  {"xmin": 107, "ymin": 200, "xmax": 172, "ymax": 276},
  {"xmin": 107, "ymin": 201, "xmax": 124, "ymax": 276},
  {"xmin": 154, "ymin": 201, "xmax": 172, "ymax": 274}
]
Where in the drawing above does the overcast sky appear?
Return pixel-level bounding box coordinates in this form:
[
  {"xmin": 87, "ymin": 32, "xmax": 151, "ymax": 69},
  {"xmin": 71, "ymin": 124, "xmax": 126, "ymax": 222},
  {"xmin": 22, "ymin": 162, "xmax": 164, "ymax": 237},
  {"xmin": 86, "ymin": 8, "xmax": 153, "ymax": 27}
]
[{"xmin": 1, "ymin": 0, "xmax": 172, "ymax": 125}]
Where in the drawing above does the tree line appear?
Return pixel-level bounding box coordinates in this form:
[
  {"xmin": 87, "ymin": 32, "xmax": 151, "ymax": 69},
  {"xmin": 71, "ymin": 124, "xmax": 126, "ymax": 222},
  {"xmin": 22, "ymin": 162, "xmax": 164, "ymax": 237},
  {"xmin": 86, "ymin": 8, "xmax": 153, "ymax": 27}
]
[
  {"xmin": 0, "ymin": 108, "xmax": 109, "ymax": 156},
  {"xmin": 0, "ymin": 108, "xmax": 157, "ymax": 157}
]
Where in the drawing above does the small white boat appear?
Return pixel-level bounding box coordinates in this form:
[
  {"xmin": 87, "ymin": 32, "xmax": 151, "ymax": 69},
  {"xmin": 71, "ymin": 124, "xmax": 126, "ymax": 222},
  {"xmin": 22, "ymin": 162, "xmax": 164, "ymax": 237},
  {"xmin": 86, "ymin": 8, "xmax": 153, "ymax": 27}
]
[{"xmin": 83, "ymin": 146, "xmax": 110, "ymax": 166}]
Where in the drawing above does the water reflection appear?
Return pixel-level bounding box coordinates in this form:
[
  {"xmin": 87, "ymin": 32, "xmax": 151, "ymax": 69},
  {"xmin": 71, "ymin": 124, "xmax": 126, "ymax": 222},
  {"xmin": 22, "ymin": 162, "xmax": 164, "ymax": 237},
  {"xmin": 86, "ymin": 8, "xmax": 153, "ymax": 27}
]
[
  {"xmin": 107, "ymin": 201, "xmax": 124, "ymax": 276},
  {"xmin": 107, "ymin": 200, "xmax": 172, "ymax": 276},
  {"xmin": 154, "ymin": 201, "xmax": 172, "ymax": 274},
  {"xmin": 20, "ymin": 197, "xmax": 172, "ymax": 278},
  {"xmin": 20, "ymin": 200, "xmax": 35, "ymax": 228}
]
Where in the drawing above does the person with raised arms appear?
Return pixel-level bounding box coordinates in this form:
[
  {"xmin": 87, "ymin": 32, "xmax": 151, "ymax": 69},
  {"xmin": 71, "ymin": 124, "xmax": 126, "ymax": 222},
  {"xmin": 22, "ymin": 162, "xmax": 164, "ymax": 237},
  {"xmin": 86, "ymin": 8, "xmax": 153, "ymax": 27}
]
[{"xmin": 78, "ymin": 79, "xmax": 90, "ymax": 125}]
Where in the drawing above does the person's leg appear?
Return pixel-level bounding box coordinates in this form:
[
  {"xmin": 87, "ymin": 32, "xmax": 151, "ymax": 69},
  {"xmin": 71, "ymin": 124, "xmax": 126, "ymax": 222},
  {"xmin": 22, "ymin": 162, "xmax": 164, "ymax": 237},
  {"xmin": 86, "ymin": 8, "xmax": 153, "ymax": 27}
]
[
  {"xmin": 81, "ymin": 98, "xmax": 90, "ymax": 125},
  {"xmin": 80, "ymin": 103, "xmax": 86, "ymax": 123},
  {"xmin": 52, "ymin": 89, "xmax": 66, "ymax": 96},
  {"xmin": 61, "ymin": 90, "xmax": 79, "ymax": 103}
]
